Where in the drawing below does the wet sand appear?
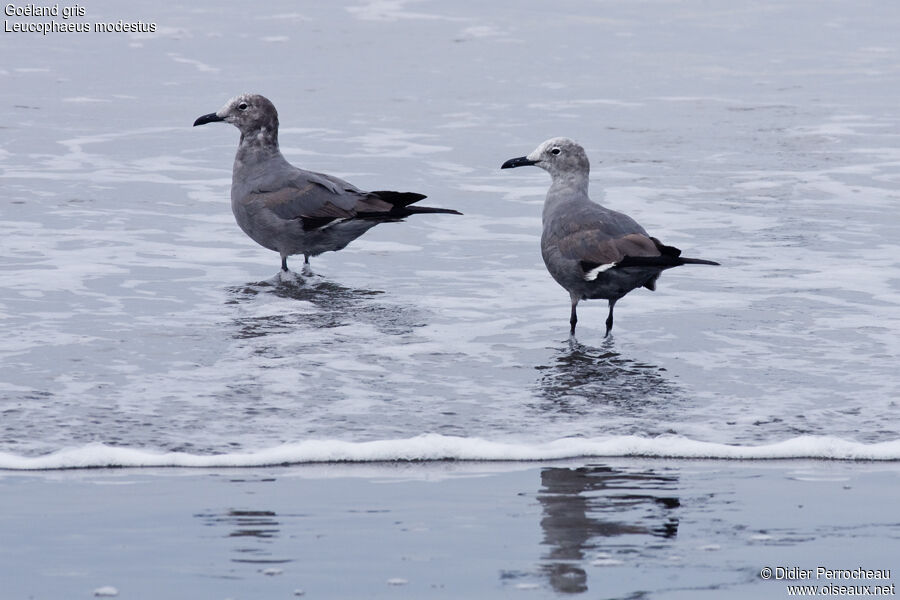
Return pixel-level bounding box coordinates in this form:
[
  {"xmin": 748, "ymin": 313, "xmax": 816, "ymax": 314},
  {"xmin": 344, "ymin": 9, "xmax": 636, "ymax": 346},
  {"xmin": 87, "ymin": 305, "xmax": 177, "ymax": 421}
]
[{"xmin": 2, "ymin": 459, "xmax": 898, "ymax": 599}]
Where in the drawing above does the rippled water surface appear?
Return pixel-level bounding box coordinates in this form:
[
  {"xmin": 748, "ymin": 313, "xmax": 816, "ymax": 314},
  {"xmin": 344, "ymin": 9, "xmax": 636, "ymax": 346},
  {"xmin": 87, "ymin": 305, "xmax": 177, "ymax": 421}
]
[{"xmin": 1, "ymin": 0, "xmax": 899, "ymax": 462}]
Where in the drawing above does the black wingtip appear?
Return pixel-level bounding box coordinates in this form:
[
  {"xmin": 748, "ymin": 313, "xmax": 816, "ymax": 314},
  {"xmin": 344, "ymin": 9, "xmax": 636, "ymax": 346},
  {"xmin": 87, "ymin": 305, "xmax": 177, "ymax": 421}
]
[
  {"xmin": 649, "ymin": 236, "xmax": 682, "ymax": 257},
  {"xmin": 371, "ymin": 191, "xmax": 428, "ymax": 207},
  {"xmin": 403, "ymin": 206, "xmax": 463, "ymax": 216},
  {"xmin": 370, "ymin": 191, "xmax": 461, "ymax": 216}
]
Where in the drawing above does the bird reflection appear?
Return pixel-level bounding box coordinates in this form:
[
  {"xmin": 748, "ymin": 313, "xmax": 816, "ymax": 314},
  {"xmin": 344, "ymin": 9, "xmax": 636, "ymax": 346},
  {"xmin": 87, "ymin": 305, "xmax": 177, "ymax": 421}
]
[
  {"xmin": 537, "ymin": 465, "xmax": 680, "ymax": 594},
  {"xmin": 225, "ymin": 272, "xmax": 425, "ymax": 338},
  {"xmin": 195, "ymin": 506, "xmax": 293, "ymax": 565},
  {"xmin": 536, "ymin": 339, "xmax": 677, "ymax": 412}
]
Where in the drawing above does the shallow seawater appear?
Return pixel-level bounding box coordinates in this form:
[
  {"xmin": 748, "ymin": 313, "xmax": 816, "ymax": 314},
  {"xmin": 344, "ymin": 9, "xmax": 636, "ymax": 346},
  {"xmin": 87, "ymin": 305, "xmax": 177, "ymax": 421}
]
[
  {"xmin": 1, "ymin": 0, "xmax": 900, "ymax": 465},
  {"xmin": 2, "ymin": 460, "xmax": 899, "ymax": 599}
]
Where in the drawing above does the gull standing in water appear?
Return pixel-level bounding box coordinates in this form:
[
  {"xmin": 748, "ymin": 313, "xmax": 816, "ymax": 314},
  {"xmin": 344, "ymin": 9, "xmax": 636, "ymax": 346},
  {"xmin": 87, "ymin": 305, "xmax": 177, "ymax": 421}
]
[
  {"xmin": 502, "ymin": 137, "xmax": 719, "ymax": 337},
  {"xmin": 194, "ymin": 93, "xmax": 461, "ymax": 273}
]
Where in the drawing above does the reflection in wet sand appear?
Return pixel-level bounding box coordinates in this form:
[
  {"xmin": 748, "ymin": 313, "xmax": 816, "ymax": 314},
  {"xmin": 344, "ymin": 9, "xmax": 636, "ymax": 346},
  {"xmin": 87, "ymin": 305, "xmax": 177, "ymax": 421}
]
[
  {"xmin": 537, "ymin": 465, "xmax": 680, "ymax": 594},
  {"xmin": 224, "ymin": 509, "xmax": 280, "ymax": 539},
  {"xmin": 196, "ymin": 506, "xmax": 294, "ymax": 566}
]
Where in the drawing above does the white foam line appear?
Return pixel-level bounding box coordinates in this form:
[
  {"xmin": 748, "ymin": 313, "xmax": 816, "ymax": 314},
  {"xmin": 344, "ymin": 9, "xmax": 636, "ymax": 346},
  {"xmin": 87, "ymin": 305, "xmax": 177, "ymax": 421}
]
[{"xmin": 1, "ymin": 434, "xmax": 899, "ymax": 470}]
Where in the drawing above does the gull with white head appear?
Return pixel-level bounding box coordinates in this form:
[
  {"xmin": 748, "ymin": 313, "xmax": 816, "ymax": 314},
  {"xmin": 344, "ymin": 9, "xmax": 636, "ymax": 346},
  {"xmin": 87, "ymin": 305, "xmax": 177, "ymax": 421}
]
[{"xmin": 502, "ymin": 137, "xmax": 719, "ymax": 337}]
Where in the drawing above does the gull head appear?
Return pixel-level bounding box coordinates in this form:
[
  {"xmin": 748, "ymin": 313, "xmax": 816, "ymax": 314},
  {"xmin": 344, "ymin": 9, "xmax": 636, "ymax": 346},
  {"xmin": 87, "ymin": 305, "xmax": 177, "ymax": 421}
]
[
  {"xmin": 501, "ymin": 137, "xmax": 590, "ymax": 178},
  {"xmin": 193, "ymin": 93, "xmax": 279, "ymax": 137}
]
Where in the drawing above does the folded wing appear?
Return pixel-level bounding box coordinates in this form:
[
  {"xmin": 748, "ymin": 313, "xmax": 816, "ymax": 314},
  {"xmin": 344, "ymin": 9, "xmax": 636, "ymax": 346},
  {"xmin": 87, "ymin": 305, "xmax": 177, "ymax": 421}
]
[{"xmin": 247, "ymin": 170, "xmax": 457, "ymax": 231}]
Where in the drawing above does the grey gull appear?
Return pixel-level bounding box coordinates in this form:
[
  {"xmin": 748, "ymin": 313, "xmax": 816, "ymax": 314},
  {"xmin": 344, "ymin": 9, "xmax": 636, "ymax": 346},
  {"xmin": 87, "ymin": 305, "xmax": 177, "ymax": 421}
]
[
  {"xmin": 194, "ymin": 93, "xmax": 461, "ymax": 273},
  {"xmin": 501, "ymin": 137, "xmax": 719, "ymax": 337}
]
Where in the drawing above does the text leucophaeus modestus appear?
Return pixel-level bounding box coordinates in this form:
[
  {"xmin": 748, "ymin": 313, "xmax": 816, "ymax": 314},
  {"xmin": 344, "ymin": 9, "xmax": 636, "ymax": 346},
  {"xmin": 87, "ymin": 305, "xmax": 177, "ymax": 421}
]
[
  {"xmin": 193, "ymin": 93, "xmax": 461, "ymax": 273},
  {"xmin": 501, "ymin": 137, "xmax": 719, "ymax": 337}
]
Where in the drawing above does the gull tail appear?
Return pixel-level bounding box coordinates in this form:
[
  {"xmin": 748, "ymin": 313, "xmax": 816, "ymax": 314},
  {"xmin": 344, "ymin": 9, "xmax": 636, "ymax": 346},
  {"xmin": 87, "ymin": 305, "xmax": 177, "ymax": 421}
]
[
  {"xmin": 613, "ymin": 255, "xmax": 720, "ymax": 269},
  {"xmin": 580, "ymin": 256, "xmax": 720, "ymax": 278},
  {"xmin": 372, "ymin": 190, "xmax": 463, "ymax": 216}
]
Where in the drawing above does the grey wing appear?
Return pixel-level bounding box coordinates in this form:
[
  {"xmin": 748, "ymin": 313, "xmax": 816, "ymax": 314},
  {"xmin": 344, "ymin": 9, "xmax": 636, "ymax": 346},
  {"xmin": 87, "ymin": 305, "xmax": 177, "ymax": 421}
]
[
  {"xmin": 251, "ymin": 170, "xmax": 395, "ymax": 224},
  {"xmin": 557, "ymin": 230, "xmax": 662, "ymax": 266},
  {"xmin": 551, "ymin": 203, "xmax": 661, "ymax": 266},
  {"xmin": 551, "ymin": 225, "xmax": 667, "ymax": 293}
]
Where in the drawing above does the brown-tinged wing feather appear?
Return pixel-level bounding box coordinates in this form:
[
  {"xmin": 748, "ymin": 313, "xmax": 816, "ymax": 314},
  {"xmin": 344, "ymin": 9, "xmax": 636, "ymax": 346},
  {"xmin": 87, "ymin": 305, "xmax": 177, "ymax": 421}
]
[{"xmin": 557, "ymin": 231, "xmax": 662, "ymax": 266}]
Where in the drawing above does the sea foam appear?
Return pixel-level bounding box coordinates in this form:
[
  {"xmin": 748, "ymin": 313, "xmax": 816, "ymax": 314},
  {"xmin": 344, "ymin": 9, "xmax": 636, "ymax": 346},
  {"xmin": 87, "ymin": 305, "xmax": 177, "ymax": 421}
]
[{"xmin": 1, "ymin": 434, "xmax": 899, "ymax": 470}]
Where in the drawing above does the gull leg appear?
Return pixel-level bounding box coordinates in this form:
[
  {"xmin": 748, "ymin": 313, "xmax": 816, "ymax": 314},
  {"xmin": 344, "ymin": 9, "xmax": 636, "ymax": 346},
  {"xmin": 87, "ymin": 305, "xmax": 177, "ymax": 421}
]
[
  {"xmin": 605, "ymin": 299, "xmax": 617, "ymax": 337},
  {"xmin": 569, "ymin": 294, "xmax": 579, "ymax": 336},
  {"xmin": 281, "ymin": 255, "xmax": 289, "ymax": 272}
]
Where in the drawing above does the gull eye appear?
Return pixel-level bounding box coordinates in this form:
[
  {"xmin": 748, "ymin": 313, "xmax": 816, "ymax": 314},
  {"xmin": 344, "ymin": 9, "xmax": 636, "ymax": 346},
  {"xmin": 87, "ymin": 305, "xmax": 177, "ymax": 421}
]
[
  {"xmin": 238, "ymin": 102, "xmax": 249, "ymax": 111},
  {"xmin": 550, "ymin": 147, "xmax": 561, "ymax": 156}
]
